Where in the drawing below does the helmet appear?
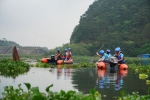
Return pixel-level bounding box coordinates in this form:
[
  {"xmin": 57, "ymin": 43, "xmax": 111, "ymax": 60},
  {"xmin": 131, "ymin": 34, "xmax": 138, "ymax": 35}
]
[
  {"xmin": 115, "ymin": 47, "xmax": 121, "ymax": 52},
  {"xmin": 64, "ymin": 48, "xmax": 67, "ymax": 51},
  {"xmin": 68, "ymin": 48, "xmax": 71, "ymax": 51},
  {"xmin": 57, "ymin": 48, "xmax": 60, "ymax": 52},
  {"xmin": 99, "ymin": 50, "xmax": 104, "ymax": 55},
  {"xmin": 107, "ymin": 49, "xmax": 110, "ymax": 53}
]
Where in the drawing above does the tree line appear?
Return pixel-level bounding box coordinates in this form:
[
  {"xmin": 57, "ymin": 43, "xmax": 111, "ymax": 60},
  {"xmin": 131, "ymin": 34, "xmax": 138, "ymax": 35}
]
[{"xmin": 70, "ymin": 0, "xmax": 150, "ymax": 57}]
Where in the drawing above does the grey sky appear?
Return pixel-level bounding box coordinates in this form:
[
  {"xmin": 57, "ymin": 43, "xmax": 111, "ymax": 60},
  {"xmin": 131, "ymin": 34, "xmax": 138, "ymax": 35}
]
[{"xmin": 0, "ymin": 0, "xmax": 94, "ymax": 49}]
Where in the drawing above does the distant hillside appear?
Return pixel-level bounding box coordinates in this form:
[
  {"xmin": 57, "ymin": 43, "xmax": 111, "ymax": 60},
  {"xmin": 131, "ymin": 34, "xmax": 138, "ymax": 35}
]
[
  {"xmin": 0, "ymin": 38, "xmax": 20, "ymax": 46},
  {"xmin": 0, "ymin": 46, "xmax": 48, "ymax": 55},
  {"xmin": 0, "ymin": 38, "xmax": 49, "ymax": 55},
  {"xmin": 70, "ymin": 0, "xmax": 150, "ymax": 56}
]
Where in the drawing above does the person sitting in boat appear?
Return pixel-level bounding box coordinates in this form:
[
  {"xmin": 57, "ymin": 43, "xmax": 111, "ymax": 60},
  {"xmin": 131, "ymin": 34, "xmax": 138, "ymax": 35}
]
[
  {"xmin": 97, "ymin": 50, "xmax": 109, "ymax": 62},
  {"xmin": 106, "ymin": 49, "xmax": 112, "ymax": 58},
  {"xmin": 63, "ymin": 48, "xmax": 68, "ymax": 60},
  {"xmin": 65, "ymin": 48, "xmax": 72, "ymax": 60},
  {"xmin": 55, "ymin": 48, "xmax": 63, "ymax": 60},
  {"xmin": 114, "ymin": 47, "xmax": 125, "ymax": 64}
]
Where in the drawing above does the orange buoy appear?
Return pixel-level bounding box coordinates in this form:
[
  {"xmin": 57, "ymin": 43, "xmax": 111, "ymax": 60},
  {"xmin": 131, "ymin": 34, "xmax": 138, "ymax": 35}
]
[
  {"xmin": 119, "ymin": 64, "xmax": 128, "ymax": 70},
  {"xmin": 96, "ymin": 62, "xmax": 106, "ymax": 69},
  {"xmin": 57, "ymin": 60, "xmax": 63, "ymax": 65},
  {"xmin": 41, "ymin": 58, "xmax": 48, "ymax": 63}
]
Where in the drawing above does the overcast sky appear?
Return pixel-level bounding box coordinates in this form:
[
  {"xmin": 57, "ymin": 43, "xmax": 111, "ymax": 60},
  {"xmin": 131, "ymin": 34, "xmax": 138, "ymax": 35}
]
[{"xmin": 0, "ymin": 0, "xmax": 94, "ymax": 49}]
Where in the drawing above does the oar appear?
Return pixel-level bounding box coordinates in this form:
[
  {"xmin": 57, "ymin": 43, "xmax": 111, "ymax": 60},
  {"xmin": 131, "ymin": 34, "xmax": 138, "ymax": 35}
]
[{"xmin": 89, "ymin": 43, "xmax": 105, "ymax": 63}]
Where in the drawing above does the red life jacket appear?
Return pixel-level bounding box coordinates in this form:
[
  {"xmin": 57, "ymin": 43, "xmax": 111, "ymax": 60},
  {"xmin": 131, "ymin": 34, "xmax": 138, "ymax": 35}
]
[
  {"xmin": 66, "ymin": 51, "xmax": 71, "ymax": 58},
  {"xmin": 57, "ymin": 52, "xmax": 62, "ymax": 59}
]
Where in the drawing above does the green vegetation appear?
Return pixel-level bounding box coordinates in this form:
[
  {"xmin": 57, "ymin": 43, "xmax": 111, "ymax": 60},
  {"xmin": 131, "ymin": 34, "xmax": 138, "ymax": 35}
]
[
  {"xmin": 69, "ymin": 0, "xmax": 150, "ymax": 57},
  {"xmin": 1, "ymin": 83, "xmax": 102, "ymax": 100},
  {"xmin": 35, "ymin": 62, "xmax": 55, "ymax": 68},
  {"xmin": 0, "ymin": 59, "xmax": 30, "ymax": 78},
  {"xmin": 0, "ymin": 57, "xmax": 150, "ymax": 99},
  {"xmin": 128, "ymin": 63, "xmax": 150, "ymax": 74},
  {"xmin": 115, "ymin": 89, "xmax": 150, "ymax": 100}
]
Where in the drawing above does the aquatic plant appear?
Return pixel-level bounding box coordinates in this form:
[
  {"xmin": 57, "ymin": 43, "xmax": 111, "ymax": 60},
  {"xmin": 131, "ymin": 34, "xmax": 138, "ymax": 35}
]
[
  {"xmin": 1, "ymin": 83, "xmax": 102, "ymax": 100},
  {"xmin": 128, "ymin": 63, "xmax": 150, "ymax": 74},
  {"xmin": 0, "ymin": 59, "xmax": 30, "ymax": 77},
  {"xmin": 35, "ymin": 61, "xmax": 96, "ymax": 68},
  {"xmin": 35, "ymin": 62, "xmax": 55, "ymax": 68},
  {"xmin": 139, "ymin": 73, "xmax": 149, "ymax": 80},
  {"xmin": 114, "ymin": 89, "xmax": 150, "ymax": 100}
]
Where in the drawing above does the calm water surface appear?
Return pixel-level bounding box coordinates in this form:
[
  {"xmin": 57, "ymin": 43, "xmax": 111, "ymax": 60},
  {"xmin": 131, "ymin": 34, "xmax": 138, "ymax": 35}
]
[{"xmin": 0, "ymin": 66, "xmax": 150, "ymax": 100}]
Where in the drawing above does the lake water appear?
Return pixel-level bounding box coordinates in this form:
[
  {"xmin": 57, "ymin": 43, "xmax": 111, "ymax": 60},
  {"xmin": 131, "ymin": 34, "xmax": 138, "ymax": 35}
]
[{"xmin": 0, "ymin": 66, "xmax": 150, "ymax": 100}]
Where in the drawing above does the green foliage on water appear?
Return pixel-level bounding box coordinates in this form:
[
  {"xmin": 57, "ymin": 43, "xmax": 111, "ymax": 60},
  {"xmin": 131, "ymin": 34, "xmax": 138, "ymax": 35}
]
[
  {"xmin": 1, "ymin": 83, "xmax": 102, "ymax": 100},
  {"xmin": 0, "ymin": 59, "xmax": 30, "ymax": 77},
  {"xmin": 35, "ymin": 62, "xmax": 55, "ymax": 68},
  {"xmin": 1, "ymin": 83, "xmax": 150, "ymax": 100},
  {"xmin": 114, "ymin": 89, "xmax": 150, "ymax": 100},
  {"xmin": 128, "ymin": 63, "xmax": 150, "ymax": 74}
]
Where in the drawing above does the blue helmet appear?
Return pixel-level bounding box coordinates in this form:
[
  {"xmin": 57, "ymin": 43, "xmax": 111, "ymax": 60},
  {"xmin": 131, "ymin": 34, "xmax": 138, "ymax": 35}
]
[
  {"xmin": 57, "ymin": 48, "xmax": 60, "ymax": 52},
  {"xmin": 64, "ymin": 48, "xmax": 67, "ymax": 51},
  {"xmin": 68, "ymin": 48, "xmax": 71, "ymax": 51},
  {"xmin": 107, "ymin": 49, "xmax": 110, "ymax": 53},
  {"xmin": 115, "ymin": 47, "xmax": 121, "ymax": 52},
  {"xmin": 99, "ymin": 50, "xmax": 104, "ymax": 55}
]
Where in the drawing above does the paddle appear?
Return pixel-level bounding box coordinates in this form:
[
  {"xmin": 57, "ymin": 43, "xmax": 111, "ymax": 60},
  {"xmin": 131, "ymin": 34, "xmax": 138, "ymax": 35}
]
[{"xmin": 89, "ymin": 43, "xmax": 105, "ymax": 63}]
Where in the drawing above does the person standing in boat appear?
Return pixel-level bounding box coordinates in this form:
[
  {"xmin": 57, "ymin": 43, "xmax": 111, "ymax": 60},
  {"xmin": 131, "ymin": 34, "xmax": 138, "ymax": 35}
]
[
  {"xmin": 114, "ymin": 47, "xmax": 125, "ymax": 64},
  {"xmin": 65, "ymin": 48, "xmax": 72, "ymax": 60},
  {"xmin": 55, "ymin": 48, "xmax": 63, "ymax": 60},
  {"xmin": 97, "ymin": 50, "xmax": 109, "ymax": 62}
]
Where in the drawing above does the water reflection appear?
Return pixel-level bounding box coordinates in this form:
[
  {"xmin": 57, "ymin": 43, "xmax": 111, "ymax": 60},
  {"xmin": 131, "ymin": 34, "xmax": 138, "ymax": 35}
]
[
  {"xmin": 64, "ymin": 68, "xmax": 71, "ymax": 80},
  {"xmin": 1, "ymin": 66, "xmax": 149, "ymax": 100},
  {"xmin": 97, "ymin": 68, "xmax": 128, "ymax": 91},
  {"xmin": 57, "ymin": 65, "xmax": 62, "ymax": 79},
  {"xmin": 56, "ymin": 65, "xmax": 71, "ymax": 80}
]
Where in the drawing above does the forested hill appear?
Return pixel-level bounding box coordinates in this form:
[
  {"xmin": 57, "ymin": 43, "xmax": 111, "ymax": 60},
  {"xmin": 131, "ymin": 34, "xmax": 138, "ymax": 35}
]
[{"xmin": 70, "ymin": 0, "xmax": 150, "ymax": 56}]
